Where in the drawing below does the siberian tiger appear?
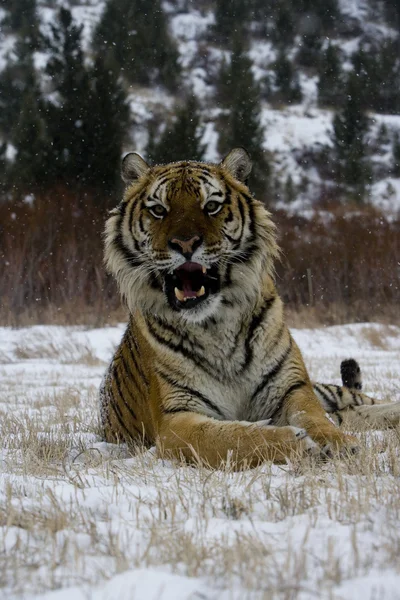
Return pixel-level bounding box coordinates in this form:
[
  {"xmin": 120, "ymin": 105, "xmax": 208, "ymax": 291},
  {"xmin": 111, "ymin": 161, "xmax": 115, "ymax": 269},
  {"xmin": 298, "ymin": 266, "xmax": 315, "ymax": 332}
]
[{"xmin": 100, "ymin": 148, "xmax": 400, "ymax": 468}]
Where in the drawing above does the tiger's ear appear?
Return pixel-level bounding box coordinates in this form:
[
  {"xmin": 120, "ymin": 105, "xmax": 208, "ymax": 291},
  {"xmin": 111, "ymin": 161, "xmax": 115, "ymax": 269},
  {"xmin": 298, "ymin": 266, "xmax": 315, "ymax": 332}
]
[
  {"xmin": 220, "ymin": 148, "xmax": 252, "ymax": 183},
  {"xmin": 121, "ymin": 152, "xmax": 150, "ymax": 184}
]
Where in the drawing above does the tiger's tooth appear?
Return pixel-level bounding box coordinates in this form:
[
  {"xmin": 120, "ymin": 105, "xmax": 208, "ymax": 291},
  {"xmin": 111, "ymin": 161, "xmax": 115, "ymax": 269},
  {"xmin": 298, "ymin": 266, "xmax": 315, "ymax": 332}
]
[
  {"xmin": 174, "ymin": 287, "xmax": 185, "ymax": 302},
  {"xmin": 196, "ymin": 286, "xmax": 206, "ymax": 297},
  {"xmin": 202, "ymin": 266, "xmax": 207, "ymax": 274}
]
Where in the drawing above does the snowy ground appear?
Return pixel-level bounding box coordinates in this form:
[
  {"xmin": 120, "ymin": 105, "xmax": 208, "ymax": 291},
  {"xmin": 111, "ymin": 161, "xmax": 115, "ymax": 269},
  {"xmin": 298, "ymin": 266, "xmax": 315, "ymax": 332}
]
[{"xmin": 1, "ymin": 323, "xmax": 400, "ymax": 599}]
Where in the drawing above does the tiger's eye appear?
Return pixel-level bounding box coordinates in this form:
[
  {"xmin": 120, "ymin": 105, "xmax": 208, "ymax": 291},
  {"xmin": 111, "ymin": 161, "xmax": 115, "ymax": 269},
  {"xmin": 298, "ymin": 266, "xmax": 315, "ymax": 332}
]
[
  {"xmin": 150, "ymin": 205, "xmax": 166, "ymax": 218},
  {"xmin": 205, "ymin": 200, "xmax": 222, "ymax": 215}
]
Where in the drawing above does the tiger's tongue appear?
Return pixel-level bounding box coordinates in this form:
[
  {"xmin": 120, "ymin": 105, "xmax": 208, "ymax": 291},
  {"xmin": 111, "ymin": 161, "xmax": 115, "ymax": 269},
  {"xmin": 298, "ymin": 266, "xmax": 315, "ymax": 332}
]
[
  {"xmin": 176, "ymin": 262, "xmax": 204, "ymax": 298},
  {"xmin": 182, "ymin": 280, "xmax": 198, "ymax": 298},
  {"xmin": 179, "ymin": 272, "xmax": 200, "ymax": 297}
]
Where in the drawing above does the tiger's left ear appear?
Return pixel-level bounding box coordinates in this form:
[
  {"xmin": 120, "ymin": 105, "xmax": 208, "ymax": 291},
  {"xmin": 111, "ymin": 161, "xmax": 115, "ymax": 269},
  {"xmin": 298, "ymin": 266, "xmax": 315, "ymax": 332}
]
[
  {"xmin": 220, "ymin": 148, "xmax": 252, "ymax": 183},
  {"xmin": 121, "ymin": 152, "xmax": 150, "ymax": 184}
]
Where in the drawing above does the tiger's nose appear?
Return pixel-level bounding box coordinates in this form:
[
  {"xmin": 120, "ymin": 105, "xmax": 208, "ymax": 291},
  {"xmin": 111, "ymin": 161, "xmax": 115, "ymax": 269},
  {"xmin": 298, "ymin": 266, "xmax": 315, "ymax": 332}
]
[{"xmin": 168, "ymin": 235, "xmax": 203, "ymax": 259}]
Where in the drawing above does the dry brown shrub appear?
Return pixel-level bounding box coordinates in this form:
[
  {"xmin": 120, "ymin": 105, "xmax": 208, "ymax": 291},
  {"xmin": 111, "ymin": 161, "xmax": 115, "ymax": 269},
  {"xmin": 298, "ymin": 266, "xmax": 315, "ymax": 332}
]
[{"xmin": 1, "ymin": 192, "xmax": 399, "ymax": 326}]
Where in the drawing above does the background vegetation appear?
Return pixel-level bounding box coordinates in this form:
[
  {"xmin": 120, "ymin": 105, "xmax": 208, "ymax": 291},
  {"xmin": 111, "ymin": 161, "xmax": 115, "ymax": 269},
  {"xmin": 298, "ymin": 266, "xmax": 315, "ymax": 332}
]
[{"xmin": 0, "ymin": 0, "xmax": 399, "ymax": 325}]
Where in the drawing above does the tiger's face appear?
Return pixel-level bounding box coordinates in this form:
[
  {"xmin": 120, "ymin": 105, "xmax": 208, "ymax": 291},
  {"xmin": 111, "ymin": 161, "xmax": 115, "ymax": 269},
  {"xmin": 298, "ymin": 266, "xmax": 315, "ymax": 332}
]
[{"xmin": 105, "ymin": 149, "xmax": 278, "ymax": 322}]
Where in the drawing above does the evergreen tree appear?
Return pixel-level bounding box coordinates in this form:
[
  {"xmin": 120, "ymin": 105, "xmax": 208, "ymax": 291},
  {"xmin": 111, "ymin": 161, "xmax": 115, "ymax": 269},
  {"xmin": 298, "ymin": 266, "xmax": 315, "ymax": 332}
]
[
  {"xmin": 217, "ymin": 36, "xmax": 270, "ymax": 199},
  {"xmin": 296, "ymin": 0, "xmax": 340, "ymax": 31},
  {"xmin": 318, "ymin": 43, "xmax": 343, "ymax": 107},
  {"xmin": 272, "ymin": 4, "xmax": 295, "ymax": 46},
  {"xmin": 351, "ymin": 42, "xmax": 400, "ymax": 113},
  {"xmin": 85, "ymin": 55, "xmax": 130, "ymax": 194},
  {"xmin": 393, "ymin": 132, "xmax": 400, "ymax": 177},
  {"xmin": 11, "ymin": 91, "xmax": 50, "ymax": 190},
  {"xmin": 331, "ymin": 73, "xmax": 371, "ymax": 198},
  {"xmin": 93, "ymin": 0, "xmax": 180, "ymax": 91},
  {"xmin": 213, "ymin": 0, "xmax": 250, "ymax": 44},
  {"xmin": 297, "ymin": 33, "xmax": 322, "ymax": 69},
  {"xmin": 273, "ymin": 50, "xmax": 303, "ymax": 104},
  {"xmin": 146, "ymin": 95, "xmax": 205, "ymax": 164},
  {"xmin": 42, "ymin": 7, "xmax": 95, "ymax": 187},
  {"xmin": 40, "ymin": 8, "xmax": 130, "ymax": 195},
  {"xmin": 0, "ymin": 39, "xmax": 39, "ymax": 137},
  {"xmin": 2, "ymin": 0, "xmax": 40, "ymax": 48}
]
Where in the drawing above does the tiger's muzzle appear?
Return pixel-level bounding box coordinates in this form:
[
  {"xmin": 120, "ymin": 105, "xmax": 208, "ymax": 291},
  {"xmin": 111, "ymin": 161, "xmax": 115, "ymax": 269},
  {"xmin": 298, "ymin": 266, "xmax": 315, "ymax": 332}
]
[{"xmin": 164, "ymin": 261, "xmax": 220, "ymax": 312}]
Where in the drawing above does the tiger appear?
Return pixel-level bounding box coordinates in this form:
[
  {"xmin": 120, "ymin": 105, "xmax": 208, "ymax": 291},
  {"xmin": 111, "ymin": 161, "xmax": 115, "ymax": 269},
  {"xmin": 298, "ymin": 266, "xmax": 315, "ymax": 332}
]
[{"xmin": 100, "ymin": 148, "xmax": 400, "ymax": 468}]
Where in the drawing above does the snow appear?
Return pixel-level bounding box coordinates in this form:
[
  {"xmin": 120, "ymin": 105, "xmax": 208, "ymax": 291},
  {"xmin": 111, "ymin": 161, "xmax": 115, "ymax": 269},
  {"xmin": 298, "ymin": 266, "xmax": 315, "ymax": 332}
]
[{"xmin": 1, "ymin": 322, "xmax": 400, "ymax": 598}]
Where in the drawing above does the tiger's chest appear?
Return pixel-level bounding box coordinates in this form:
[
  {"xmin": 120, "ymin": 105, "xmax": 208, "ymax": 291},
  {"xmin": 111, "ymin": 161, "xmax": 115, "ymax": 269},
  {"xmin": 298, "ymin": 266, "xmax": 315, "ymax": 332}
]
[{"xmin": 144, "ymin": 314, "xmax": 285, "ymax": 422}]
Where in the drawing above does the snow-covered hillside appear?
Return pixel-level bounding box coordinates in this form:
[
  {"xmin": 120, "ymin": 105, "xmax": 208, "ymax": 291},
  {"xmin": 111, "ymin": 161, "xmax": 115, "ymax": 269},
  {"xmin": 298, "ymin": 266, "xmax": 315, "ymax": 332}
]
[
  {"xmin": 2, "ymin": 0, "xmax": 400, "ymax": 214},
  {"xmin": 1, "ymin": 323, "xmax": 400, "ymax": 598}
]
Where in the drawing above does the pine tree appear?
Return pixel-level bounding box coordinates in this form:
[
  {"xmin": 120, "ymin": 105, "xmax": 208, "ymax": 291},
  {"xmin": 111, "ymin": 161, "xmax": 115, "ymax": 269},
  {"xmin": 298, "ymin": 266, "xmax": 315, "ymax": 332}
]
[
  {"xmin": 42, "ymin": 8, "xmax": 94, "ymax": 187},
  {"xmin": 332, "ymin": 73, "xmax": 371, "ymax": 198},
  {"xmin": 351, "ymin": 42, "xmax": 400, "ymax": 114},
  {"xmin": 0, "ymin": 39, "xmax": 39, "ymax": 137},
  {"xmin": 214, "ymin": 0, "xmax": 250, "ymax": 44},
  {"xmin": 318, "ymin": 43, "xmax": 343, "ymax": 107},
  {"xmin": 85, "ymin": 55, "xmax": 130, "ymax": 194},
  {"xmin": 2, "ymin": 0, "xmax": 40, "ymax": 48},
  {"xmin": 393, "ymin": 132, "xmax": 400, "ymax": 177},
  {"xmin": 11, "ymin": 91, "xmax": 50, "ymax": 190},
  {"xmin": 273, "ymin": 50, "xmax": 303, "ymax": 104},
  {"xmin": 297, "ymin": 33, "xmax": 322, "ymax": 69},
  {"xmin": 93, "ymin": 0, "xmax": 180, "ymax": 91},
  {"xmin": 217, "ymin": 36, "xmax": 270, "ymax": 200},
  {"xmin": 146, "ymin": 96, "xmax": 205, "ymax": 164},
  {"xmin": 295, "ymin": 0, "xmax": 340, "ymax": 31},
  {"xmin": 272, "ymin": 4, "xmax": 295, "ymax": 46}
]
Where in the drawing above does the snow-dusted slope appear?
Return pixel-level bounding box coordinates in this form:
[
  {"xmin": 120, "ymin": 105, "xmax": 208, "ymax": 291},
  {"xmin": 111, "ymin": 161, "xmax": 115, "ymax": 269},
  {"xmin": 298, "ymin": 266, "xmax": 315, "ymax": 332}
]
[{"xmin": 2, "ymin": 0, "xmax": 400, "ymax": 214}]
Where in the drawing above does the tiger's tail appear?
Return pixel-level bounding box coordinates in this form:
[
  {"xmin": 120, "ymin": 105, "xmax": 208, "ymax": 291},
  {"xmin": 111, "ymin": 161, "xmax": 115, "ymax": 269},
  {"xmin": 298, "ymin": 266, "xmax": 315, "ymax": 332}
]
[{"xmin": 313, "ymin": 359, "xmax": 400, "ymax": 430}]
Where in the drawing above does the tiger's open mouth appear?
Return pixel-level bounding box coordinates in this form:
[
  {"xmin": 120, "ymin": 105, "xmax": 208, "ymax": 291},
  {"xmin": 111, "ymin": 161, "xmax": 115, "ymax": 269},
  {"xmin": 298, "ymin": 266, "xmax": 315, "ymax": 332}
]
[{"xmin": 165, "ymin": 262, "xmax": 220, "ymax": 310}]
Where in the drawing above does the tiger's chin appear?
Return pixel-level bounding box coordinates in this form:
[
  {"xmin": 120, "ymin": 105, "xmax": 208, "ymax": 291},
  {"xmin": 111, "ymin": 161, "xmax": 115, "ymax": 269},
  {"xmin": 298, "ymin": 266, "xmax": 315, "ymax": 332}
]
[{"xmin": 163, "ymin": 261, "xmax": 221, "ymax": 321}]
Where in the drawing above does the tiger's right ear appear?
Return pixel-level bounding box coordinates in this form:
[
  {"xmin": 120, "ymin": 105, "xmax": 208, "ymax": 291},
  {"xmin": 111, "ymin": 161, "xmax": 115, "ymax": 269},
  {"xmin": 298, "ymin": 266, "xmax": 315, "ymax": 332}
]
[
  {"xmin": 220, "ymin": 148, "xmax": 252, "ymax": 183},
  {"xmin": 121, "ymin": 152, "xmax": 150, "ymax": 184}
]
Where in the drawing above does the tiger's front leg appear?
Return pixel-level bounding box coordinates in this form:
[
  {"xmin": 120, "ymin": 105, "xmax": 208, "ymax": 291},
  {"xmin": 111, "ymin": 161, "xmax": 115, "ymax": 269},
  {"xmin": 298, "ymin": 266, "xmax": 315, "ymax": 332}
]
[
  {"xmin": 281, "ymin": 384, "xmax": 359, "ymax": 453},
  {"xmin": 156, "ymin": 411, "xmax": 313, "ymax": 469}
]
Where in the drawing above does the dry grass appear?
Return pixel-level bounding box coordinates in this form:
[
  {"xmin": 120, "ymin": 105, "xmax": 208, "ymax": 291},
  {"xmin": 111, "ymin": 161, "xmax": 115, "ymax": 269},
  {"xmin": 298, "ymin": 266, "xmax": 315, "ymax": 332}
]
[{"xmin": 14, "ymin": 334, "xmax": 104, "ymax": 366}]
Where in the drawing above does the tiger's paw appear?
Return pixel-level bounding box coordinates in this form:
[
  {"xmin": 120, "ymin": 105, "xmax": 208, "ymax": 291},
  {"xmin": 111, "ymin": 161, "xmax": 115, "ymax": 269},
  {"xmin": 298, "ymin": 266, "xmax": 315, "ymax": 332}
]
[{"xmin": 320, "ymin": 433, "xmax": 359, "ymax": 459}]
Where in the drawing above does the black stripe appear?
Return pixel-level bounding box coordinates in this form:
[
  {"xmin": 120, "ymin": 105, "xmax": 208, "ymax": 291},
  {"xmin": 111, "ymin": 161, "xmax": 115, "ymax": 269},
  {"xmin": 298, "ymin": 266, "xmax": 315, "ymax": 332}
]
[
  {"xmin": 283, "ymin": 381, "xmax": 307, "ymax": 401},
  {"xmin": 242, "ymin": 296, "xmax": 277, "ymax": 371},
  {"xmin": 163, "ymin": 406, "xmax": 192, "ymax": 415},
  {"xmin": 156, "ymin": 369, "xmax": 225, "ymax": 418},
  {"xmin": 334, "ymin": 385, "xmax": 344, "ymax": 400},
  {"xmin": 225, "ymin": 241, "xmax": 259, "ymax": 285},
  {"xmin": 250, "ymin": 338, "xmax": 292, "ymax": 401},
  {"xmin": 150, "ymin": 315, "xmax": 207, "ymax": 355},
  {"xmin": 146, "ymin": 320, "xmax": 217, "ymax": 379},
  {"xmin": 237, "ymin": 194, "xmax": 246, "ymax": 243},
  {"xmin": 109, "ymin": 393, "xmax": 137, "ymax": 440},
  {"xmin": 224, "ymin": 209, "xmax": 234, "ymax": 224},
  {"xmin": 113, "ymin": 365, "xmax": 142, "ymax": 434},
  {"xmin": 242, "ymin": 192, "xmax": 253, "ymax": 205},
  {"xmin": 314, "ymin": 384, "xmax": 338, "ymax": 413},
  {"xmin": 224, "ymin": 232, "xmax": 238, "ymax": 244},
  {"xmin": 113, "ymin": 213, "xmax": 142, "ymax": 267},
  {"xmin": 350, "ymin": 390, "xmax": 362, "ymax": 406},
  {"xmin": 149, "ymin": 272, "xmax": 162, "ymax": 290},
  {"xmin": 119, "ymin": 349, "xmax": 145, "ymax": 398},
  {"xmin": 147, "ymin": 316, "xmax": 226, "ymax": 378},
  {"xmin": 268, "ymin": 380, "xmax": 307, "ymax": 419},
  {"xmin": 126, "ymin": 329, "xmax": 149, "ymax": 385}
]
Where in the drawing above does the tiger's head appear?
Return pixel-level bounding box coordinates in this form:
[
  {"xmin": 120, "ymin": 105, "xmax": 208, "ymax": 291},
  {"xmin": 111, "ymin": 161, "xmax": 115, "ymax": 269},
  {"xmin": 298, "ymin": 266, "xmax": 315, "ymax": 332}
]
[{"xmin": 105, "ymin": 148, "xmax": 278, "ymax": 322}]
